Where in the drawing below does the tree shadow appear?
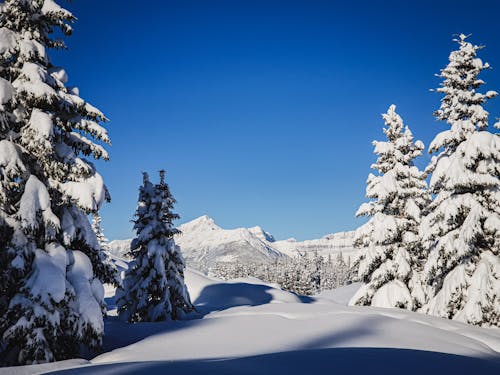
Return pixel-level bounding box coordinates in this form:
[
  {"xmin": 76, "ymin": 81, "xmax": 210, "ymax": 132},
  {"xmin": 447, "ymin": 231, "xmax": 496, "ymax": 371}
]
[
  {"xmin": 295, "ymin": 315, "xmax": 380, "ymax": 350},
  {"xmin": 194, "ymin": 282, "xmax": 275, "ymax": 315},
  {"xmin": 47, "ymin": 348, "xmax": 500, "ymax": 375},
  {"xmin": 101, "ymin": 316, "xmax": 211, "ymax": 354},
  {"xmin": 295, "ymin": 294, "xmax": 315, "ymax": 304}
]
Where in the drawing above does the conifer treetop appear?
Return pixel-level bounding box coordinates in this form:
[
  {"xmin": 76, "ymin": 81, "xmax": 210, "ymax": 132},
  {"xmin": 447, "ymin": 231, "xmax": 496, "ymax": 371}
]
[{"xmin": 431, "ymin": 34, "xmax": 497, "ymax": 153}]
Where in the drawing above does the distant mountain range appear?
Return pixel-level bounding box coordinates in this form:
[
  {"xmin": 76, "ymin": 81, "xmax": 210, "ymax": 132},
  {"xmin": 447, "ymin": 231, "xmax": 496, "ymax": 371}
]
[{"xmin": 108, "ymin": 215, "xmax": 359, "ymax": 274}]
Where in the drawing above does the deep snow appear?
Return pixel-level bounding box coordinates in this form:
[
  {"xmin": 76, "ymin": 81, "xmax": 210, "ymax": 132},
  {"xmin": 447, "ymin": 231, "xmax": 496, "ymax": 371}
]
[{"xmin": 2, "ymin": 267, "xmax": 500, "ymax": 375}]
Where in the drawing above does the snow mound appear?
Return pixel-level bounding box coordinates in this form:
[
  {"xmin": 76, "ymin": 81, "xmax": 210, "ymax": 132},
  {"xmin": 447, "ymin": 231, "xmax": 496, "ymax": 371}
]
[
  {"xmin": 5, "ymin": 268, "xmax": 500, "ymax": 374},
  {"xmin": 92, "ymin": 277, "xmax": 500, "ymax": 366},
  {"xmin": 186, "ymin": 269, "xmax": 302, "ymax": 312}
]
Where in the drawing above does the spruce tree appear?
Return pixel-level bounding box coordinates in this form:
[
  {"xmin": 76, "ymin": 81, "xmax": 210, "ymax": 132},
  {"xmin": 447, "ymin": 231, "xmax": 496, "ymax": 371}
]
[
  {"xmin": 349, "ymin": 105, "xmax": 430, "ymax": 309},
  {"xmin": 0, "ymin": 0, "xmax": 115, "ymax": 364},
  {"xmin": 92, "ymin": 213, "xmax": 108, "ymax": 250},
  {"xmin": 421, "ymin": 35, "xmax": 500, "ymax": 326},
  {"xmin": 91, "ymin": 212, "xmax": 120, "ymax": 287},
  {"xmin": 117, "ymin": 171, "xmax": 194, "ymax": 322}
]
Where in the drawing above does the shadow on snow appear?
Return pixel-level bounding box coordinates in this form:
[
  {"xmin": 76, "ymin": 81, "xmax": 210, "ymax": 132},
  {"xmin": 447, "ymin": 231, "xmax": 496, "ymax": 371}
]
[
  {"xmin": 48, "ymin": 347, "xmax": 500, "ymax": 375},
  {"xmin": 101, "ymin": 281, "xmax": 296, "ymax": 354}
]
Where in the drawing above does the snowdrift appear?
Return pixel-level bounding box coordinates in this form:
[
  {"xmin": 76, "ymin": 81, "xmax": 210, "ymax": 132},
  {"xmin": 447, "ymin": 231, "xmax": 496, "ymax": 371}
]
[{"xmin": 2, "ymin": 268, "xmax": 500, "ymax": 374}]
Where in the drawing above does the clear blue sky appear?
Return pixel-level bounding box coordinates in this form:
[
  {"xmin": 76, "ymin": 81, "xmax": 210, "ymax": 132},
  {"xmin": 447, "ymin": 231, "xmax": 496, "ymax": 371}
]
[{"xmin": 53, "ymin": 0, "xmax": 500, "ymax": 241}]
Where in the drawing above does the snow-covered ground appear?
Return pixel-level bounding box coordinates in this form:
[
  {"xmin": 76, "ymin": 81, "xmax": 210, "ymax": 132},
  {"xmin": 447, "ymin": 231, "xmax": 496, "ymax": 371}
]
[{"xmin": 3, "ymin": 268, "xmax": 500, "ymax": 375}]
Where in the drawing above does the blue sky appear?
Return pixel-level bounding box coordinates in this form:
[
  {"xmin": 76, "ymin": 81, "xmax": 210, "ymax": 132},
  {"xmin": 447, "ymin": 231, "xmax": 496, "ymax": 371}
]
[{"xmin": 53, "ymin": 0, "xmax": 500, "ymax": 241}]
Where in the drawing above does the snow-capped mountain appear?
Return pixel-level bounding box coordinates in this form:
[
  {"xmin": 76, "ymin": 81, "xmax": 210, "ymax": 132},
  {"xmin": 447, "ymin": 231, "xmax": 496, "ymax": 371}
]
[
  {"xmin": 174, "ymin": 215, "xmax": 284, "ymax": 273},
  {"xmin": 108, "ymin": 215, "xmax": 358, "ymax": 273},
  {"xmin": 272, "ymin": 232, "xmax": 357, "ymax": 259}
]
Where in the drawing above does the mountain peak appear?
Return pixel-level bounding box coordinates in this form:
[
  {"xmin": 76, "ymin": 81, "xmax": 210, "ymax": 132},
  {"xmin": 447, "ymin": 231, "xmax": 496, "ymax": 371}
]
[
  {"xmin": 179, "ymin": 215, "xmax": 220, "ymax": 232},
  {"xmin": 248, "ymin": 226, "xmax": 275, "ymax": 242}
]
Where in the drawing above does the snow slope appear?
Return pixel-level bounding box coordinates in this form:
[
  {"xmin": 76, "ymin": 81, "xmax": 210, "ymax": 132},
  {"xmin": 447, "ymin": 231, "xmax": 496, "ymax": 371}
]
[
  {"xmin": 3, "ymin": 267, "xmax": 500, "ymax": 374},
  {"xmin": 108, "ymin": 215, "xmax": 359, "ymax": 273},
  {"xmin": 92, "ymin": 271, "xmax": 500, "ymax": 363}
]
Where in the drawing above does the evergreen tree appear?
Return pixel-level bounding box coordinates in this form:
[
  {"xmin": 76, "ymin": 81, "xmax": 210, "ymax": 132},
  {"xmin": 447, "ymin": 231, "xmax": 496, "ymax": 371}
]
[
  {"xmin": 421, "ymin": 35, "xmax": 500, "ymax": 326},
  {"xmin": 210, "ymin": 253, "xmax": 354, "ymax": 296},
  {"xmin": 92, "ymin": 213, "xmax": 108, "ymax": 250},
  {"xmin": 0, "ymin": 0, "xmax": 115, "ymax": 364},
  {"xmin": 117, "ymin": 171, "xmax": 194, "ymax": 322},
  {"xmin": 91, "ymin": 212, "xmax": 120, "ymax": 287},
  {"xmin": 349, "ymin": 105, "xmax": 430, "ymax": 309}
]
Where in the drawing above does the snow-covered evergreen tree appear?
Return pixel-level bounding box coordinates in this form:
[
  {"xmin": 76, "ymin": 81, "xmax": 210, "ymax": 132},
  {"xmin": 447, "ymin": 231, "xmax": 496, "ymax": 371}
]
[
  {"xmin": 210, "ymin": 253, "xmax": 354, "ymax": 295},
  {"xmin": 117, "ymin": 171, "xmax": 194, "ymax": 322},
  {"xmin": 420, "ymin": 34, "xmax": 500, "ymax": 327},
  {"xmin": 91, "ymin": 212, "xmax": 120, "ymax": 288},
  {"xmin": 92, "ymin": 213, "xmax": 108, "ymax": 250},
  {"xmin": 349, "ymin": 105, "xmax": 430, "ymax": 309},
  {"xmin": 0, "ymin": 0, "xmax": 115, "ymax": 364}
]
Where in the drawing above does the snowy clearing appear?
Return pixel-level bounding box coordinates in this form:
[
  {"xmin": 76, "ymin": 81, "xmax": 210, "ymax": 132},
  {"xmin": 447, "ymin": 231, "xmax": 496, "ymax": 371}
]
[{"xmin": 3, "ymin": 268, "xmax": 500, "ymax": 375}]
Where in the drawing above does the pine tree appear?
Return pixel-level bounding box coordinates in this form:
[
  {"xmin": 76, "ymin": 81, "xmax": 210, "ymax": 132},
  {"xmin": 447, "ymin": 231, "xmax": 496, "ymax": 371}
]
[
  {"xmin": 92, "ymin": 213, "xmax": 108, "ymax": 250},
  {"xmin": 91, "ymin": 212, "xmax": 120, "ymax": 287},
  {"xmin": 0, "ymin": 0, "xmax": 115, "ymax": 364},
  {"xmin": 420, "ymin": 35, "xmax": 500, "ymax": 326},
  {"xmin": 349, "ymin": 105, "xmax": 430, "ymax": 309},
  {"xmin": 117, "ymin": 171, "xmax": 194, "ymax": 322}
]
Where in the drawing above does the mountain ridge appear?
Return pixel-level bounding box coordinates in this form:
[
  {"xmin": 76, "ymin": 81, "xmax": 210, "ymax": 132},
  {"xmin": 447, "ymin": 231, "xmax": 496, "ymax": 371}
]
[{"xmin": 108, "ymin": 215, "xmax": 358, "ymax": 274}]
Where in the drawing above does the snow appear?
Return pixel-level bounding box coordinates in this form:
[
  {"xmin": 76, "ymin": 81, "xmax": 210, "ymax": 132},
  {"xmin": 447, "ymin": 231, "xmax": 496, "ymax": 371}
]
[
  {"xmin": 117, "ymin": 172, "xmax": 193, "ymax": 322},
  {"xmin": 100, "ymin": 269, "xmax": 500, "ymax": 364},
  {"xmin": 67, "ymin": 132, "xmax": 109, "ymax": 160},
  {"xmin": 19, "ymin": 38, "xmax": 47, "ymax": 62},
  {"xmin": 28, "ymin": 109, "xmax": 54, "ymax": 140},
  {"xmin": 60, "ymin": 172, "xmax": 107, "ymax": 212},
  {"xmin": 108, "ymin": 216, "xmax": 359, "ymax": 274},
  {"xmin": 176, "ymin": 215, "xmax": 283, "ymax": 269},
  {"xmin": 352, "ymin": 105, "xmax": 430, "ymax": 310},
  {"xmin": 316, "ymin": 282, "xmax": 362, "ymax": 304},
  {"xmin": 0, "ymin": 0, "xmax": 113, "ymax": 364},
  {"xmin": 0, "ymin": 140, "xmax": 25, "ymax": 176},
  {"xmin": 107, "ymin": 239, "xmax": 132, "ymax": 258},
  {"xmin": 248, "ymin": 226, "xmax": 275, "ymax": 242},
  {"xmin": 13, "ymin": 62, "xmax": 57, "ymax": 99},
  {"xmin": 0, "ymin": 360, "xmax": 89, "ymax": 375},
  {"xmin": 0, "ymin": 77, "xmax": 13, "ymax": 107},
  {"xmin": 371, "ymin": 280, "xmax": 413, "ymax": 309},
  {"xmin": 48, "ymin": 67, "xmax": 68, "ymax": 84},
  {"xmin": 60, "ymin": 207, "xmax": 99, "ymax": 249},
  {"xmin": 272, "ymin": 231, "xmax": 358, "ymax": 261},
  {"xmin": 422, "ymin": 91, "xmax": 500, "ymax": 325},
  {"xmin": 19, "ymin": 175, "xmax": 60, "ymax": 230},
  {"xmin": 0, "ymin": 27, "xmax": 17, "ymax": 55},
  {"xmin": 41, "ymin": 0, "xmax": 73, "ymax": 18},
  {"xmin": 72, "ymin": 118, "xmax": 110, "ymax": 144},
  {"xmin": 3, "ymin": 264, "xmax": 500, "ymax": 374},
  {"xmin": 458, "ymin": 252, "xmax": 500, "ymax": 325},
  {"xmin": 27, "ymin": 243, "xmax": 68, "ymax": 304},
  {"xmin": 67, "ymin": 250, "xmax": 105, "ymax": 332}
]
